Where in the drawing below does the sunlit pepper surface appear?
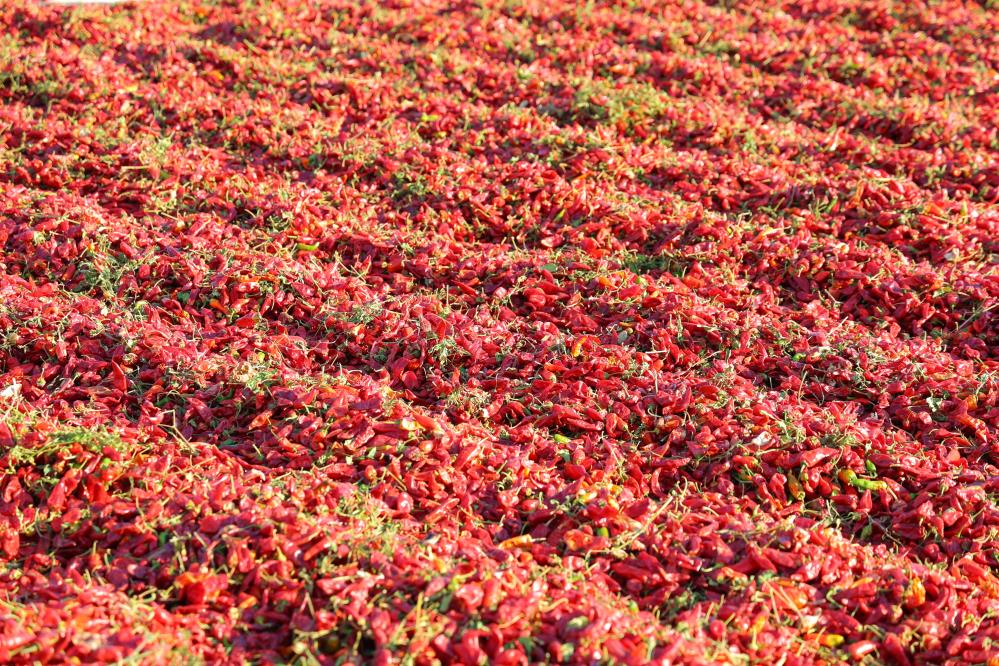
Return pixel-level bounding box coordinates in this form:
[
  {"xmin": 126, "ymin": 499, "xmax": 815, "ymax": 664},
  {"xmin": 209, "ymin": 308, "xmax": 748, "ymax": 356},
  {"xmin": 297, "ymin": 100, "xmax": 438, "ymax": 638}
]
[{"xmin": 1, "ymin": 0, "xmax": 998, "ymax": 664}]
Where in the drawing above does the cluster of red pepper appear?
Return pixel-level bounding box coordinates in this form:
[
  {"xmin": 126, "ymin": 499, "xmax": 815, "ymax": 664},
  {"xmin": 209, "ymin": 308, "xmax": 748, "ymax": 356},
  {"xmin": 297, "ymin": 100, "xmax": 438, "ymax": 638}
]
[{"xmin": 1, "ymin": 0, "xmax": 997, "ymax": 663}]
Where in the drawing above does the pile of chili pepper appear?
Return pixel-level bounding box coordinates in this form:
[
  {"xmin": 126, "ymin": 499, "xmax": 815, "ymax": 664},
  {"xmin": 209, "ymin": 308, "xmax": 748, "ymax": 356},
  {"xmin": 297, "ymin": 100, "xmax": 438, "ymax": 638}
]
[{"xmin": 1, "ymin": 0, "xmax": 997, "ymax": 663}]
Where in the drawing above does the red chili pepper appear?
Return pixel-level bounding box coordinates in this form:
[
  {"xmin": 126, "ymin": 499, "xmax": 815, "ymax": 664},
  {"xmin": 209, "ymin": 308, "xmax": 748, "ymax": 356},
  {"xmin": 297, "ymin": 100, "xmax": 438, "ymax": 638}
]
[{"xmin": 848, "ymin": 640, "xmax": 879, "ymax": 660}]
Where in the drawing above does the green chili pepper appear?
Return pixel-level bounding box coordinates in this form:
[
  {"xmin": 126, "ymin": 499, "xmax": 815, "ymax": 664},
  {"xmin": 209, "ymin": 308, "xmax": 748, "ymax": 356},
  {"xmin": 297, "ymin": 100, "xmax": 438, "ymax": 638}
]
[{"xmin": 838, "ymin": 468, "xmax": 887, "ymax": 491}]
